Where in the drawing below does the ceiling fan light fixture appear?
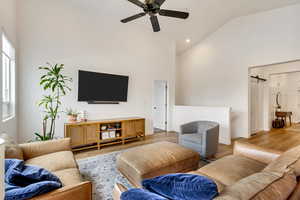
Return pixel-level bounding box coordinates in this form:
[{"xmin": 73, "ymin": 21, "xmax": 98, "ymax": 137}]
[
  {"xmin": 121, "ymin": 0, "xmax": 189, "ymax": 32},
  {"xmin": 186, "ymin": 38, "xmax": 191, "ymax": 43}
]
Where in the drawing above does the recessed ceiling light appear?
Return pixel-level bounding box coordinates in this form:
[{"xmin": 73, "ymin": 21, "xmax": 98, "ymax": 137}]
[{"xmin": 186, "ymin": 38, "xmax": 191, "ymax": 43}]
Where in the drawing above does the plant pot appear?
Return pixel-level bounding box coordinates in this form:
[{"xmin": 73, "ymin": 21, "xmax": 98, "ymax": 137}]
[{"xmin": 68, "ymin": 115, "xmax": 77, "ymax": 123}]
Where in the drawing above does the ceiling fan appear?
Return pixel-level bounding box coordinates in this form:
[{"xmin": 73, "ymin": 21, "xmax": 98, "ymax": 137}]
[{"xmin": 121, "ymin": 0, "xmax": 189, "ymax": 32}]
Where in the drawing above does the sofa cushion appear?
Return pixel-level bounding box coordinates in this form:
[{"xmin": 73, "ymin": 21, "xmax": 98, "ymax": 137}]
[
  {"xmin": 25, "ymin": 151, "xmax": 77, "ymax": 172},
  {"xmin": 1, "ymin": 134, "xmax": 24, "ymax": 160},
  {"xmin": 188, "ymin": 171, "xmax": 225, "ymax": 193},
  {"xmin": 264, "ymin": 145, "xmax": 300, "ymax": 176},
  {"xmin": 20, "ymin": 138, "xmax": 71, "ymax": 160},
  {"xmin": 197, "ymin": 155, "xmax": 266, "ymax": 186},
  {"xmin": 53, "ymin": 168, "xmax": 82, "ymax": 186},
  {"xmin": 252, "ymin": 172, "xmax": 296, "ymax": 200},
  {"xmin": 214, "ymin": 171, "xmax": 296, "ymax": 200}
]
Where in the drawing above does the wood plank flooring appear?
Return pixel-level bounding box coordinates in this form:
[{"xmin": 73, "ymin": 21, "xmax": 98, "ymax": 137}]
[{"xmin": 75, "ymin": 125, "xmax": 300, "ymax": 160}]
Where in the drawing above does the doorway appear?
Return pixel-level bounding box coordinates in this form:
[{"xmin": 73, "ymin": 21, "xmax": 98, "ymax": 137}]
[
  {"xmin": 152, "ymin": 80, "xmax": 168, "ymax": 133},
  {"xmin": 248, "ymin": 60, "xmax": 300, "ymax": 137},
  {"xmin": 250, "ymin": 76, "xmax": 265, "ymax": 134}
]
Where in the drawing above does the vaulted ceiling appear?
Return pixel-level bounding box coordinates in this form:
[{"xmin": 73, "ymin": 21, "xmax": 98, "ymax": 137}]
[{"xmin": 72, "ymin": 0, "xmax": 300, "ymax": 54}]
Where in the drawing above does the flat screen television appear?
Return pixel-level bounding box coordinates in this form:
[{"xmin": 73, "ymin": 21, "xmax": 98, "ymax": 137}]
[{"xmin": 78, "ymin": 70, "xmax": 129, "ymax": 103}]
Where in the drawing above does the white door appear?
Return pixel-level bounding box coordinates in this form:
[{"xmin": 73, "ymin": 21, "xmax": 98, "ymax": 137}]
[
  {"xmin": 250, "ymin": 79, "xmax": 264, "ymax": 134},
  {"xmin": 153, "ymin": 80, "xmax": 167, "ymax": 131}
]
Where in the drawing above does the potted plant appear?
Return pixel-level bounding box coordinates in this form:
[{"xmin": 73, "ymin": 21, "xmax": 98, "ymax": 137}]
[
  {"xmin": 35, "ymin": 63, "xmax": 72, "ymax": 141},
  {"xmin": 65, "ymin": 108, "xmax": 79, "ymax": 123}
]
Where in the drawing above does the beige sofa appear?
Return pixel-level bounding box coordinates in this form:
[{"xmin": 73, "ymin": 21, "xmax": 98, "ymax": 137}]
[
  {"xmin": 5, "ymin": 138, "xmax": 92, "ymax": 200},
  {"xmin": 114, "ymin": 141, "xmax": 300, "ymax": 200}
]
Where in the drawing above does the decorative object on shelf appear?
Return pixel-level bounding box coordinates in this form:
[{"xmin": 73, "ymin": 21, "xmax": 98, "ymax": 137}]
[
  {"xmin": 276, "ymin": 92, "xmax": 282, "ymax": 111},
  {"xmin": 115, "ymin": 123, "xmax": 121, "ymax": 129},
  {"xmin": 109, "ymin": 131, "xmax": 116, "ymax": 138},
  {"xmin": 65, "ymin": 108, "xmax": 79, "ymax": 123},
  {"xmin": 36, "ymin": 63, "xmax": 72, "ymax": 141},
  {"xmin": 101, "ymin": 125, "xmax": 108, "ymax": 131},
  {"xmin": 78, "ymin": 110, "xmax": 88, "ymax": 122},
  {"xmin": 102, "ymin": 132, "xmax": 110, "ymax": 140}
]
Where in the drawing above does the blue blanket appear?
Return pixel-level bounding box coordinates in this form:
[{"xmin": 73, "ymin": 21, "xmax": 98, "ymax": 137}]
[
  {"xmin": 121, "ymin": 174, "xmax": 218, "ymax": 200},
  {"xmin": 5, "ymin": 159, "xmax": 62, "ymax": 200}
]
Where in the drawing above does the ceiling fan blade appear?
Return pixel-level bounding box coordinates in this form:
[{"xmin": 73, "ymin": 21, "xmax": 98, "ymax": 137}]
[
  {"xmin": 154, "ymin": 0, "xmax": 166, "ymax": 6},
  {"xmin": 150, "ymin": 16, "xmax": 160, "ymax": 32},
  {"xmin": 159, "ymin": 9, "xmax": 189, "ymax": 19},
  {"xmin": 121, "ymin": 13, "xmax": 146, "ymax": 23},
  {"xmin": 127, "ymin": 0, "xmax": 146, "ymax": 9}
]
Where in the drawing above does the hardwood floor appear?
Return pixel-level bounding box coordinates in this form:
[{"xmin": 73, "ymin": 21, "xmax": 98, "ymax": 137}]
[
  {"xmin": 75, "ymin": 125, "xmax": 300, "ymax": 160},
  {"xmin": 238, "ymin": 125, "xmax": 300, "ymax": 152}
]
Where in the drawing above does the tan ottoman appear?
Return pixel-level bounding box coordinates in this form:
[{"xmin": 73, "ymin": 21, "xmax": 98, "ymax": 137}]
[{"xmin": 116, "ymin": 141, "xmax": 200, "ymax": 187}]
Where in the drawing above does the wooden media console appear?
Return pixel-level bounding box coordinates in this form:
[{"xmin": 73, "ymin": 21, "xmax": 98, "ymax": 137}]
[{"xmin": 64, "ymin": 117, "xmax": 145, "ymax": 151}]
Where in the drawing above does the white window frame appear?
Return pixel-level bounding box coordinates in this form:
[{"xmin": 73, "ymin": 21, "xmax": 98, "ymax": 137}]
[{"xmin": 1, "ymin": 32, "xmax": 15, "ymax": 122}]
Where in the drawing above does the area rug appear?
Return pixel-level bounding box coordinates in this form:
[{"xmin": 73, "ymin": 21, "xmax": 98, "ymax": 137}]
[
  {"xmin": 77, "ymin": 150, "xmax": 132, "ymax": 200},
  {"xmin": 77, "ymin": 147, "xmax": 206, "ymax": 200}
]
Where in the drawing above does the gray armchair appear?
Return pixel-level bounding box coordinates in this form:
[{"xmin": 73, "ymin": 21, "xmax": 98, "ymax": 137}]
[{"xmin": 179, "ymin": 121, "xmax": 220, "ymax": 158}]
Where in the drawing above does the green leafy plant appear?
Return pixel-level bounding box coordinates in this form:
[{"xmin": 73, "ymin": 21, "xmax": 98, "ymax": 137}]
[
  {"xmin": 65, "ymin": 108, "xmax": 79, "ymax": 117},
  {"xmin": 35, "ymin": 63, "xmax": 72, "ymax": 141}
]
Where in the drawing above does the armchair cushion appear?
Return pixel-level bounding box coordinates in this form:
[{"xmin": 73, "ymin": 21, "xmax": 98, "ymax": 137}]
[
  {"xmin": 180, "ymin": 133, "xmax": 202, "ymax": 144},
  {"xmin": 142, "ymin": 173, "xmax": 218, "ymax": 200},
  {"xmin": 25, "ymin": 151, "xmax": 77, "ymax": 172}
]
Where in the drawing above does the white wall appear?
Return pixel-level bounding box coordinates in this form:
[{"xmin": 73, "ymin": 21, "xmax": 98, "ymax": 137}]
[
  {"xmin": 17, "ymin": 0, "xmax": 176, "ymax": 142},
  {"xmin": 0, "ymin": 0, "xmax": 18, "ymax": 141},
  {"xmin": 176, "ymin": 4, "xmax": 300, "ymax": 138},
  {"xmin": 173, "ymin": 106, "xmax": 231, "ymax": 145}
]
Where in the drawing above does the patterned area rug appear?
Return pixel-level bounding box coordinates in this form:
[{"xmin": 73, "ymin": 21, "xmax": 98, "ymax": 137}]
[{"xmin": 77, "ymin": 151, "xmax": 132, "ymax": 200}]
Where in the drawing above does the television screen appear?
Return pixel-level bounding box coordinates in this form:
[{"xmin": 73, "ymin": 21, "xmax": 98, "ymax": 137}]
[{"xmin": 78, "ymin": 70, "xmax": 129, "ymax": 102}]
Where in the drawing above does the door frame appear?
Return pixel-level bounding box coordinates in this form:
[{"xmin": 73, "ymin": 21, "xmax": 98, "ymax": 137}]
[
  {"xmin": 152, "ymin": 80, "xmax": 168, "ymax": 132},
  {"xmin": 248, "ymin": 59, "xmax": 300, "ymax": 138}
]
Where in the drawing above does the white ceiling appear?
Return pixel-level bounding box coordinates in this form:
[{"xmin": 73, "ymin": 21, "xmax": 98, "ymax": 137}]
[{"xmin": 72, "ymin": 0, "xmax": 300, "ymax": 54}]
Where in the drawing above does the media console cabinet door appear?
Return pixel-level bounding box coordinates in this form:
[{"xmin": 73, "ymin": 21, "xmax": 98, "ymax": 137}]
[
  {"xmin": 123, "ymin": 120, "xmax": 145, "ymax": 138},
  {"xmin": 136, "ymin": 120, "xmax": 145, "ymax": 136},
  {"xmin": 123, "ymin": 121, "xmax": 136, "ymax": 138},
  {"xmin": 85, "ymin": 124, "xmax": 99, "ymax": 144},
  {"xmin": 67, "ymin": 126, "xmax": 86, "ymax": 148}
]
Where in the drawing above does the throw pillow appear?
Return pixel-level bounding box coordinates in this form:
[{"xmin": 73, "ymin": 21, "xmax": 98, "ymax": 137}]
[
  {"xmin": 121, "ymin": 189, "xmax": 167, "ymax": 200},
  {"xmin": 0, "ymin": 134, "xmax": 23, "ymax": 160},
  {"xmin": 142, "ymin": 173, "xmax": 219, "ymax": 200},
  {"xmin": 264, "ymin": 145, "xmax": 300, "ymax": 176},
  {"xmin": 214, "ymin": 171, "xmax": 296, "ymax": 200}
]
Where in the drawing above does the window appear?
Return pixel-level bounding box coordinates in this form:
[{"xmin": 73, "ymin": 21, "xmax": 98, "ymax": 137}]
[{"xmin": 1, "ymin": 33, "xmax": 15, "ymax": 121}]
